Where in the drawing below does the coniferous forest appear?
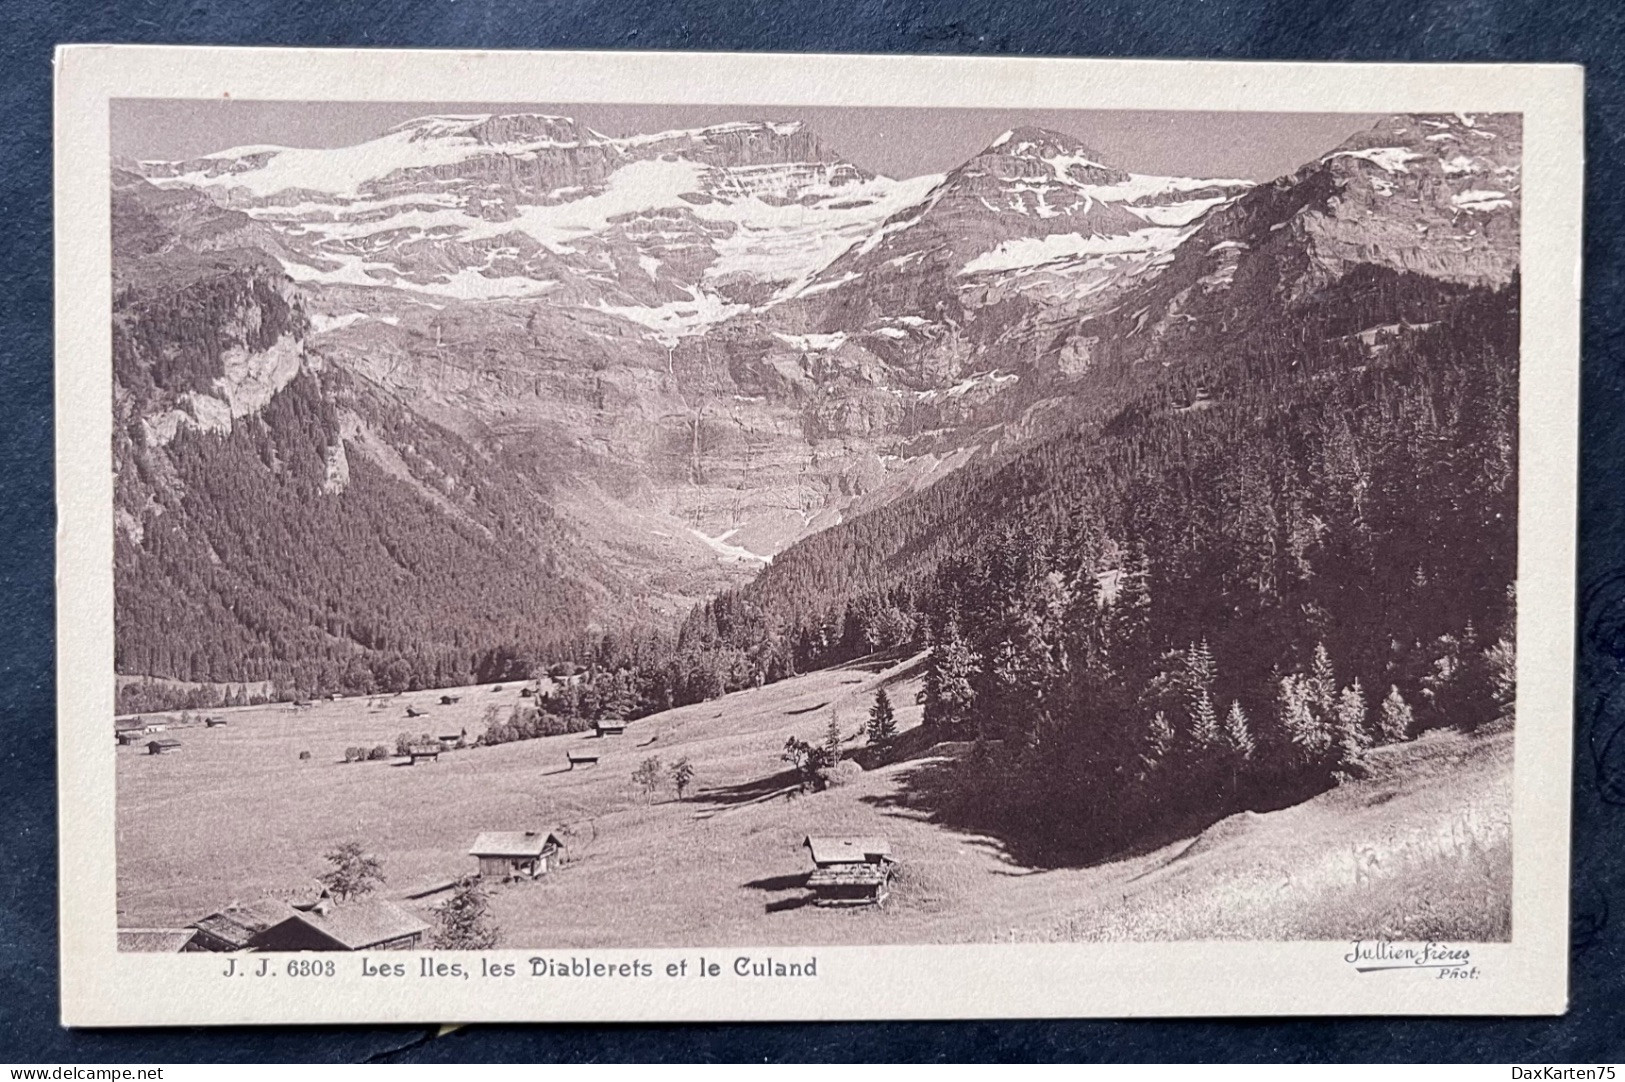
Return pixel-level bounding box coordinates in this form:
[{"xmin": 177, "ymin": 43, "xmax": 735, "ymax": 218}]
[{"xmin": 516, "ymin": 270, "xmax": 1519, "ymax": 862}]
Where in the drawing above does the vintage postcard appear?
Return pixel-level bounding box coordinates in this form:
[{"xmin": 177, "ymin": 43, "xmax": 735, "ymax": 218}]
[{"xmin": 55, "ymin": 46, "xmax": 1582, "ymax": 1025}]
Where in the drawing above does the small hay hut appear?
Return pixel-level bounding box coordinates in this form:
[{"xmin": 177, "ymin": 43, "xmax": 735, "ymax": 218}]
[
  {"xmin": 468, "ymin": 830, "xmax": 566, "ymax": 880},
  {"xmin": 802, "ymin": 836, "xmax": 895, "ymax": 908}
]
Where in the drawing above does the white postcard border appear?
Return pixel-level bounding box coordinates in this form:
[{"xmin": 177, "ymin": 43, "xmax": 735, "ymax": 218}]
[{"xmin": 54, "ymin": 45, "xmax": 1583, "ymax": 1025}]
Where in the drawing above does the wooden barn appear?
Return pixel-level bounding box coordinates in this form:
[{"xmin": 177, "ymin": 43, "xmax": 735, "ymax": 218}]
[
  {"xmin": 117, "ymin": 927, "xmax": 203, "ymax": 953},
  {"xmin": 468, "ymin": 830, "xmax": 566, "ymax": 880},
  {"xmin": 595, "ymin": 719, "xmax": 627, "ymax": 737},
  {"xmin": 245, "ymin": 898, "xmax": 428, "ymax": 952},
  {"xmin": 146, "ymin": 739, "xmax": 182, "ymax": 756},
  {"xmin": 803, "ymin": 836, "xmax": 895, "ymax": 908},
  {"xmin": 116, "ymin": 718, "xmax": 168, "ymax": 744},
  {"xmin": 405, "ymin": 742, "xmax": 442, "ymax": 765},
  {"xmin": 205, "ymin": 716, "xmax": 228, "ymax": 728},
  {"xmin": 440, "ymin": 694, "xmax": 461, "ymax": 706},
  {"xmin": 189, "ymin": 898, "xmax": 303, "ymax": 952}
]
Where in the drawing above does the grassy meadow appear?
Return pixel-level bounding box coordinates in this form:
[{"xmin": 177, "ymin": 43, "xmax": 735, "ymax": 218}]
[{"xmin": 117, "ymin": 655, "xmax": 1512, "ymax": 946}]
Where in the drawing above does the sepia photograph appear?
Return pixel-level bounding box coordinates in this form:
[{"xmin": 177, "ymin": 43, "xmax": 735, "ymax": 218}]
[
  {"xmin": 108, "ymin": 97, "xmax": 1524, "ymax": 950},
  {"xmin": 53, "ymin": 46, "xmax": 1581, "ymax": 1024}
]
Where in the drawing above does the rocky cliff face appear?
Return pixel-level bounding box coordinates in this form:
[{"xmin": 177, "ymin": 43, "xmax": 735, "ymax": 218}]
[{"xmin": 111, "ymin": 186, "xmax": 312, "ymax": 470}]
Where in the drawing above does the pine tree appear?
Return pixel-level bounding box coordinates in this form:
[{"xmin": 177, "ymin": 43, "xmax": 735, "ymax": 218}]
[
  {"xmin": 1378, "ymin": 685, "xmax": 1414, "ymax": 743},
  {"xmin": 1333, "ymin": 679, "xmax": 1371, "ymax": 768},
  {"xmin": 921, "ymin": 617, "xmax": 978, "ymax": 731},
  {"xmin": 1183, "ymin": 639, "xmax": 1219, "ymax": 748},
  {"xmin": 1309, "ymin": 642, "xmax": 1338, "ymax": 715},
  {"xmin": 1190, "ymin": 690, "xmax": 1221, "ymax": 750},
  {"xmin": 431, "ymin": 876, "xmax": 499, "ymax": 949},
  {"xmin": 1278, "ymin": 674, "xmax": 1330, "ymax": 760},
  {"xmin": 867, "ymin": 688, "xmax": 898, "ymax": 744},
  {"xmin": 1186, "ymin": 639, "xmax": 1217, "ymax": 698},
  {"xmin": 1485, "ymin": 638, "xmax": 1515, "ymax": 712},
  {"xmin": 1140, "ymin": 710, "xmax": 1176, "ymax": 776},
  {"xmin": 1223, "ymin": 700, "xmax": 1255, "ymax": 760},
  {"xmin": 1105, "ymin": 545, "xmax": 1152, "ymax": 682}
]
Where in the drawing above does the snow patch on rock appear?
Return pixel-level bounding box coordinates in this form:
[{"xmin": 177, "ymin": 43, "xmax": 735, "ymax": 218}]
[
  {"xmin": 960, "ymin": 227, "xmax": 1186, "ymax": 275},
  {"xmin": 688, "ymin": 527, "xmax": 771, "ymax": 564},
  {"xmin": 1451, "ymin": 189, "xmax": 1513, "ymax": 213},
  {"xmin": 1324, "ymin": 147, "xmax": 1424, "ymax": 174}
]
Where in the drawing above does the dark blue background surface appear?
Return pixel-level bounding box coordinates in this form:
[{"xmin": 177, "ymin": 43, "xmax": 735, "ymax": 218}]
[{"xmin": 2, "ymin": 0, "xmax": 1621, "ymax": 1062}]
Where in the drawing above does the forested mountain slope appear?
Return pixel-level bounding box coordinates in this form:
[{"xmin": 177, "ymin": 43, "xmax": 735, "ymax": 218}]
[
  {"xmin": 521, "ymin": 117, "xmax": 1520, "ymax": 862},
  {"xmin": 112, "ymin": 174, "xmax": 612, "ymax": 704}
]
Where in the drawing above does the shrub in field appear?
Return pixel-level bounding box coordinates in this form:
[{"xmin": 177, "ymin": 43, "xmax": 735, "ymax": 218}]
[
  {"xmin": 824, "ymin": 759, "xmax": 864, "ymax": 788},
  {"xmin": 432, "ymin": 876, "xmax": 499, "ymax": 949},
  {"xmin": 368, "ymin": 745, "xmax": 390, "ymax": 761},
  {"xmin": 320, "ymin": 841, "xmax": 385, "ymax": 900},
  {"xmin": 671, "ymin": 757, "xmax": 694, "ymax": 801},
  {"xmin": 632, "ymin": 756, "xmax": 664, "ymax": 801},
  {"xmin": 782, "ymin": 735, "xmax": 835, "ymax": 792},
  {"xmin": 479, "ymin": 707, "xmax": 580, "ymax": 745}
]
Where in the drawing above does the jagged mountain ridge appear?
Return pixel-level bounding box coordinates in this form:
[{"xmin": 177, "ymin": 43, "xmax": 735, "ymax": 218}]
[
  {"xmin": 126, "ymin": 114, "xmax": 1265, "ymax": 566},
  {"xmin": 131, "ymin": 114, "xmax": 941, "ymax": 314},
  {"xmin": 1054, "ymin": 112, "xmax": 1522, "ymax": 369},
  {"xmin": 113, "ymin": 110, "xmax": 1521, "ymax": 690}
]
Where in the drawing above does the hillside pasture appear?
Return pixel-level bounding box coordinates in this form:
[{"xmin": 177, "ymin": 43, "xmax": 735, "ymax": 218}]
[{"xmin": 117, "ymin": 656, "xmax": 1512, "ymax": 945}]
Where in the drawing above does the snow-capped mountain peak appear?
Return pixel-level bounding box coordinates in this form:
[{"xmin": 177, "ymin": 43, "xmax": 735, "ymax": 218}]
[
  {"xmin": 784, "ymin": 127, "xmax": 1253, "ymax": 330},
  {"xmin": 128, "ymin": 112, "xmax": 938, "ymax": 316},
  {"xmin": 979, "ymin": 126, "xmax": 1123, "ymax": 185}
]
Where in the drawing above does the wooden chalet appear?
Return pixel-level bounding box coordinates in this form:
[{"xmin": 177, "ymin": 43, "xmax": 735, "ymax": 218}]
[
  {"xmin": 117, "ymin": 927, "xmax": 202, "ymax": 953},
  {"xmin": 468, "ymin": 830, "xmax": 566, "ymax": 880},
  {"xmin": 245, "ymin": 897, "xmax": 428, "ymax": 952},
  {"xmin": 189, "ymin": 898, "xmax": 303, "ymax": 952},
  {"xmin": 146, "ymin": 738, "xmax": 182, "ymax": 756},
  {"xmin": 265, "ymin": 881, "xmax": 334, "ymax": 912},
  {"xmin": 803, "ymin": 835, "xmax": 895, "ymax": 908},
  {"xmin": 565, "ymin": 750, "xmax": 600, "ymax": 769},
  {"xmin": 116, "ymin": 717, "xmax": 169, "ymax": 744},
  {"xmin": 205, "ymin": 716, "xmax": 228, "ymax": 727},
  {"xmin": 594, "ymin": 719, "xmax": 627, "ymax": 737},
  {"xmin": 440, "ymin": 694, "xmax": 461, "ymax": 705},
  {"xmin": 405, "ymin": 742, "xmax": 442, "ymax": 765},
  {"xmin": 438, "ymin": 730, "xmax": 468, "ymax": 749}
]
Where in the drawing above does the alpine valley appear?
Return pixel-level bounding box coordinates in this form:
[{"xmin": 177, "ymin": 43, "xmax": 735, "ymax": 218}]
[{"xmin": 114, "ymin": 106, "xmax": 1521, "ymax": 757}]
